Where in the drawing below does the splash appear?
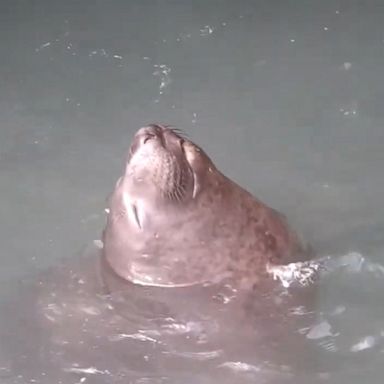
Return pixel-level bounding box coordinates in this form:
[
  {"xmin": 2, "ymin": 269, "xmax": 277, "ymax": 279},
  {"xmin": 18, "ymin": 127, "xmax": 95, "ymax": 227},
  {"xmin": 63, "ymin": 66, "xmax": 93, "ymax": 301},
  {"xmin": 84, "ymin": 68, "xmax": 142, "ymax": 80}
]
[
  {"xmin": 153, "ymin": 64, "xmax": 172, "ymax": 97},
  {"xmin": 266, "ymin": 259, "xmax": 323, "ymax": 288},
  {"xmin": 267, "ymin": 251, "xmax": 384, "ymax": 288}
]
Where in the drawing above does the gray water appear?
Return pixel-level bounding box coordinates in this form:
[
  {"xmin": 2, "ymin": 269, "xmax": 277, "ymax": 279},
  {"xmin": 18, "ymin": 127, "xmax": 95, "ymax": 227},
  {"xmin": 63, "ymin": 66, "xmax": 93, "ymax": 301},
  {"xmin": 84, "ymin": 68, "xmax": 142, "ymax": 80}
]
[{"xmin": 1, "ymin": 0, "xmax": 384, "ymax": 383}]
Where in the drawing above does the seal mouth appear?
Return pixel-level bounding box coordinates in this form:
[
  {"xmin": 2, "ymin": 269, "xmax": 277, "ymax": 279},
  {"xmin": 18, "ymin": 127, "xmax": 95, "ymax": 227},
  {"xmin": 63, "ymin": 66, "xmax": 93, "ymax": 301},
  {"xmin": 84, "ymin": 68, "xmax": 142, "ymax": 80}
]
[{"xmin": 126, "ymin": 124, "xmax": 196, "ymax": 203}]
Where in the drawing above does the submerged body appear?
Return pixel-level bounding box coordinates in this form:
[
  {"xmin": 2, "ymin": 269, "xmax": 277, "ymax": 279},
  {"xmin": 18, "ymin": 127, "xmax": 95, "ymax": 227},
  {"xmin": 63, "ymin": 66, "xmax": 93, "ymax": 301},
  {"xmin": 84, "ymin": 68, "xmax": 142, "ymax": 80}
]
[{"xmin": 102, "ymin": 124, "xmax": 309, "ymax": 289}]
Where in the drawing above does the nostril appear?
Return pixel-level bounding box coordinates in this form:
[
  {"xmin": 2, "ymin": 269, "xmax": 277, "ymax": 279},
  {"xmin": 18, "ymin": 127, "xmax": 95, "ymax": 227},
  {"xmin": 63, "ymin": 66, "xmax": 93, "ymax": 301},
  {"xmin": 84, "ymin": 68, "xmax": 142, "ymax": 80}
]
[{"xmin": 143, "ymin": 133, "xmax": 155, "ymax": 144}]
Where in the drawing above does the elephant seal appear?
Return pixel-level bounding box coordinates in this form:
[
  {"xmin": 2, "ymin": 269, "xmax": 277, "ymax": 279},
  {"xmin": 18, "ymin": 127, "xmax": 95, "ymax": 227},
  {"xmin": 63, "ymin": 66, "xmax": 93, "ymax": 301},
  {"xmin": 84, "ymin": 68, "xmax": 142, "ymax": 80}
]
[{"xmin": 102, "ymin": 124, "xmax": 309, "ymax": 290}]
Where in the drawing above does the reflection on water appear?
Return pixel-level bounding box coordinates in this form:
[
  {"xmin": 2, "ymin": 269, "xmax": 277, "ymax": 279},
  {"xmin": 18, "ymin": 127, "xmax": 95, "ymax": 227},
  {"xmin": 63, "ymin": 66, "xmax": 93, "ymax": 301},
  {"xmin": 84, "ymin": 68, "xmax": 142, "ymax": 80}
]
[
  {"xmin": 0, "ymin": 242, "xmax": 316, "ymax": 383},
  {"xmin": 1, "ymin": 245, "xmax": 384, "ymax": 384},
  {"xmin": 1, "ymin": 0, "xmax": 384, "ymax": 383}
]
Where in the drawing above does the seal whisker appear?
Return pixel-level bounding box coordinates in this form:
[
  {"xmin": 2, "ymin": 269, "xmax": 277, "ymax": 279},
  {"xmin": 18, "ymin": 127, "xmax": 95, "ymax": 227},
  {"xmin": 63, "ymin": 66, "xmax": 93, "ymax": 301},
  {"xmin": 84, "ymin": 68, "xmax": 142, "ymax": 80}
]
[
  {"xmin": 165, "ymin": 182, "xmax": 187, "ymax": 203},
  {"xmin": 146, "ymin": 123, "xmax": 189, "ymax": 139},
  {"xmin": 168, "ymin": 126, "xmax": 189, "ymax": 139}
]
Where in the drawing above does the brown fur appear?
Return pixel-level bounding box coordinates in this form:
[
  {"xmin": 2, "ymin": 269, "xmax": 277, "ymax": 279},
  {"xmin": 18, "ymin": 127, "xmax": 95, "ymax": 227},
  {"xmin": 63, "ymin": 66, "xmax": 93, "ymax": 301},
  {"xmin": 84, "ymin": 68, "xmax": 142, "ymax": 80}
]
[{"xmin": 102, "ymin": 124, "xmax": 309, "ymax": 289}]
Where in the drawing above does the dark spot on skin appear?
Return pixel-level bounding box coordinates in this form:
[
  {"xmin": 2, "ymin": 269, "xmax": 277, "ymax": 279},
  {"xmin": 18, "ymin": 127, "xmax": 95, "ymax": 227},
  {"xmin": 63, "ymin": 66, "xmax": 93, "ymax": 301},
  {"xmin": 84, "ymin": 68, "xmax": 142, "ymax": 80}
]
[
  {"xmin": 265, "ymin": 233, "xmax": 277, "ymax": 253},
  {"xmin": 231, "ymin": 251, "xmax": 240, "ymax": 261},
  {"xmin": 246, "ymin": 254, "xmax": 258, "ymax": 268}
]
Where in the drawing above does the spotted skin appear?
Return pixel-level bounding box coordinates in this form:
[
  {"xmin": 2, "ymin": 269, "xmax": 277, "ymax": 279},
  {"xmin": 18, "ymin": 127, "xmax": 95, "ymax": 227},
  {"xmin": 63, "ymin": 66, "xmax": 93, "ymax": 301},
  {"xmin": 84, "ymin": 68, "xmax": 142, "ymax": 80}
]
[{"xmin": 102, "ymin": 124, "xmax": 309, "ymax": 290}]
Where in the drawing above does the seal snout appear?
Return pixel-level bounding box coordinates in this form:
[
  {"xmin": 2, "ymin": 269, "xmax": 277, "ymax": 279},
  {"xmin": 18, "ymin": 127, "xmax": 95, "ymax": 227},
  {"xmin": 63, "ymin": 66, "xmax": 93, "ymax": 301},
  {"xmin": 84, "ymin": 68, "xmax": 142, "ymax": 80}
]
[
  {"xmin": 130, "ymin": 125, "xmax": 161, "ymax": 151},
  {"xmin": 130, "ymin": 124, "xmax": 185, "ymax": 156}
]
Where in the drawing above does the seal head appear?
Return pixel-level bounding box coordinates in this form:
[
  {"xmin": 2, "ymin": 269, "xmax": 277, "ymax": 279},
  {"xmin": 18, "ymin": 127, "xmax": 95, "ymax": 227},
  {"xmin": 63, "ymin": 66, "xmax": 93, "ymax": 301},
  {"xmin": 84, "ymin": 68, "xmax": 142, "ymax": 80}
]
[{"xmin": 102, "ymin": 124, "xmax": 307, "ymax": 289}]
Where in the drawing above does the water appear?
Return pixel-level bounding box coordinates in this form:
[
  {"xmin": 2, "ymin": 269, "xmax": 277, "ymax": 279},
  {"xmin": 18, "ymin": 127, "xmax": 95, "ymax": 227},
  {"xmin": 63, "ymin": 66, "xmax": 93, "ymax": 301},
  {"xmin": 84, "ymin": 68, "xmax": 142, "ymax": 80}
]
[{"xmin": 1, "ymin": 0, "xmax": 384, "ymax": 383}]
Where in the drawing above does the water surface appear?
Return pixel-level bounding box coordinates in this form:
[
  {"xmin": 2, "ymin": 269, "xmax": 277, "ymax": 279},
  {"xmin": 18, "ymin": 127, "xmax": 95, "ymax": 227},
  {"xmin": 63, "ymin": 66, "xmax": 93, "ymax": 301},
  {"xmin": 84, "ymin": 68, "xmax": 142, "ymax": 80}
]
[{"xmin": 1, "ymin": 1, "xmax": 384, "ymax": 383}]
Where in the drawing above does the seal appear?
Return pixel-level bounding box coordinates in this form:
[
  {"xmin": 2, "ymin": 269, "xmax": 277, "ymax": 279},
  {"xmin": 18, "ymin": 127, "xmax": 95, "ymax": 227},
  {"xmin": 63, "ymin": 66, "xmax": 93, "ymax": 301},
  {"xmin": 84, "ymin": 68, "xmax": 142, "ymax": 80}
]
[{"xmin": 102, "ymin": 124, "xmax": 309, "ymax": 289}]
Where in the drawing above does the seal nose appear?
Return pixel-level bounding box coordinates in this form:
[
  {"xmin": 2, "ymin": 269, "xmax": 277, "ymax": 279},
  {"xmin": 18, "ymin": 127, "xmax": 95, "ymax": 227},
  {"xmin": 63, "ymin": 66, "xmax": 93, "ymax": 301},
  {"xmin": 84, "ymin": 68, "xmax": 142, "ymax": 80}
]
[
  {"xmin": 162, "ymin": 127, "xmax": 185, "ymax": 149},
  {"xmin": 134, "ymin": 125, "xmax": 162, "ymax": 144},
  {"xmin": 129, "ymin": 125, "xmax": 166, "ymax": 156},
  {"xmin": 130, "ymin": 124, "xmax": 184, "ymax": 156},
  {"xmin": 137, "ymin": 125, "xmax": 161, "ymax": 139}
]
